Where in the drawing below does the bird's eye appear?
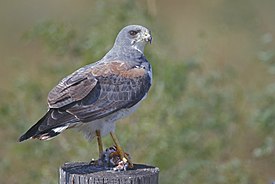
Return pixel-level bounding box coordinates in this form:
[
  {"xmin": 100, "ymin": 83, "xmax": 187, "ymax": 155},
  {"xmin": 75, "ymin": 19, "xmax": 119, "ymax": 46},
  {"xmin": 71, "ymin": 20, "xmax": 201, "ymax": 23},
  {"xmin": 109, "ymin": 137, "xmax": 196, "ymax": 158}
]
[{"xmin": 129, "ymin": 30, "xmax": 138, "ymax": 36}]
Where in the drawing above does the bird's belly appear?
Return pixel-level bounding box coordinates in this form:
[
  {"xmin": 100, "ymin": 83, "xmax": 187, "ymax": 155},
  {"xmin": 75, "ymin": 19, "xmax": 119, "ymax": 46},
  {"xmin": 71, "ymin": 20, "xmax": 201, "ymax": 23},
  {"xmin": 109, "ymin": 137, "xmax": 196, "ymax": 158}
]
[{"xmin": 77, "ymin": 102, "xmax": 142, "ymax": 140}]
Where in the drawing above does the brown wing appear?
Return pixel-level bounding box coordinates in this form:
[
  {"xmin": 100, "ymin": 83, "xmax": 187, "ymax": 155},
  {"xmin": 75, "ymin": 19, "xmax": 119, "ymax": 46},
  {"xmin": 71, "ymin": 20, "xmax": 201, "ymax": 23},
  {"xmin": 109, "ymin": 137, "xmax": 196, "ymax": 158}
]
[
  {"xmin": 64, "ymin": 60, "xmax": 151, "ymax": 122},
  {"xmin": 48, "ymin": 67, "xmax": 98, "ymax": 108},
  {"xmin": 18, "ymin": 60, "xmax": 151, "ymax": 141}
]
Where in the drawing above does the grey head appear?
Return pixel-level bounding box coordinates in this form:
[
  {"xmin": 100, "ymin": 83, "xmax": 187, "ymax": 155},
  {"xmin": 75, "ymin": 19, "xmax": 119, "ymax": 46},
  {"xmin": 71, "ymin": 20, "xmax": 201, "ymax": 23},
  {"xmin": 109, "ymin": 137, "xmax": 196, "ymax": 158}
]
[
  {"xmin": 103, "ymin": 25, "xmax": 152, "ymax": 61},
  {"xmin": 114, "ymin": 25, "xmax": 152, "ymax": 53}
]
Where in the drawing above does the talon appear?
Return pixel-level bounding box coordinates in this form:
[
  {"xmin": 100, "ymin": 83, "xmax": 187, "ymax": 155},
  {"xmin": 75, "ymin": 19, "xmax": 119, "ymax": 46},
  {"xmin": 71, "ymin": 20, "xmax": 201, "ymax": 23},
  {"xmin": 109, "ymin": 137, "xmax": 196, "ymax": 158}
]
[
  {"xmin": 110, "ymin": 132, "xmax": 134, "ymax": 169},
  {"xmin": 109, "ymin": 151, "xmax": 119, "ymax": 158}
]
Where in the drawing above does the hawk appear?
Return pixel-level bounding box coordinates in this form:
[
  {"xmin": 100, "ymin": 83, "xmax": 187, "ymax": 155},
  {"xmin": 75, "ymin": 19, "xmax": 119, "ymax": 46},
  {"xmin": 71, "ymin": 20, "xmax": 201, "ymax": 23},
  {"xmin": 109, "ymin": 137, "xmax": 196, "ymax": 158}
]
[{"xmin": 18, "ymin": 25, "xmax": 153, "ymax": 168}]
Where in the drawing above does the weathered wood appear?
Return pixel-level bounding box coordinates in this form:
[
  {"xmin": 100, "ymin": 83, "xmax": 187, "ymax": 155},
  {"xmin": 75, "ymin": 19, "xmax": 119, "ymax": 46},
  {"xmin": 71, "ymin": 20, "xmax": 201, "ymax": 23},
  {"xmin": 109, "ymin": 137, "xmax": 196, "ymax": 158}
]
[{"xmin": 59, "ymin": 162, "xmax": 159, "ymax": 184}]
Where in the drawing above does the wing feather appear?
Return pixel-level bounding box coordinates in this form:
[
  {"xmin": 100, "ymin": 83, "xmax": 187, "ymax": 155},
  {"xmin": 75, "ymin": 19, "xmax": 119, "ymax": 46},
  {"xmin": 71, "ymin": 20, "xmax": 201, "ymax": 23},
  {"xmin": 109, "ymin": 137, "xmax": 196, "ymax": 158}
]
[
  {"xmin": 18, "ymin": 60, "xmax": 151, "ymax": 141},
  {"xmin": 48, "ymin": 68, "xmax": 97, "ymax": 108},
  {"xmin": 64, "ymin": 60, "xmax": 151, "ymax": 122},
  {"xmin": 48, "ymin": 60, "xmax": 151, "ymax": 123}
]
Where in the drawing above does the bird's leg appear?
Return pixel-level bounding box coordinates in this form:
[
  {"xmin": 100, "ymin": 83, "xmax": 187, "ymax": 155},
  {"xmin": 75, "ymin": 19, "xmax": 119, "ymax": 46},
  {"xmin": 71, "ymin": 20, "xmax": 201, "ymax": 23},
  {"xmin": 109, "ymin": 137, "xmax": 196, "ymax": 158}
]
[
  {"xmin": 90, "ymin": 130, "xmax": 104, "ymax": 165},
  {"xmin": 110, "ymin": 131, "xmax": 133, "ymax": 168},
  {"xmin": 96, "ymin": 130, "xmax": 103, "ymax": 158}
]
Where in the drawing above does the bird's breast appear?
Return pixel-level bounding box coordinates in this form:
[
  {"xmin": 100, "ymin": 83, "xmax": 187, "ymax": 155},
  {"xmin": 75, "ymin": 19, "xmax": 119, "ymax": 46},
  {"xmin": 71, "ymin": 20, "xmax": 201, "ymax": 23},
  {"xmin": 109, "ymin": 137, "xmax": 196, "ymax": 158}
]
[{"xmin": 77, "ymin": 101, "xmax": 142, "ymax": 140}]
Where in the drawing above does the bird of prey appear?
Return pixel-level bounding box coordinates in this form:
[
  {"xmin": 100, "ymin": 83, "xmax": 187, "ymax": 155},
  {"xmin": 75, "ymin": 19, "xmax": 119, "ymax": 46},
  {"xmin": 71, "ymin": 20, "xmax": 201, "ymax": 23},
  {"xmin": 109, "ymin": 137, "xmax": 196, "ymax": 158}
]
[{"xmin": 18, "ymin": 25, "xmax": 152, "ymax": 168}]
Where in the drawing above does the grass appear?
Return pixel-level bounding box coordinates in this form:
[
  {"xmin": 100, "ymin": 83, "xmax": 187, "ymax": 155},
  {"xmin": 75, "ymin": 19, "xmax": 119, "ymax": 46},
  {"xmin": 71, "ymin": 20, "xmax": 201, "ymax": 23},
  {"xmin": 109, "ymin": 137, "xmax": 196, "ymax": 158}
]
[{"xmin": 0, "ymin": 0, "xmax": 275, "ymax": 183}]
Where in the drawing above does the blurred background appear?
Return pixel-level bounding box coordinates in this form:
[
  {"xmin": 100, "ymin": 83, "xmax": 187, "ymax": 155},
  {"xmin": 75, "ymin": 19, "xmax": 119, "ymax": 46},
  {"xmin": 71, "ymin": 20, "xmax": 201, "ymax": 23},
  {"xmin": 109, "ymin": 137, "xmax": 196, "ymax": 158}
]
[{"xmin": 1, "ymin": 0, "xmax": 275, "ymax": 183}]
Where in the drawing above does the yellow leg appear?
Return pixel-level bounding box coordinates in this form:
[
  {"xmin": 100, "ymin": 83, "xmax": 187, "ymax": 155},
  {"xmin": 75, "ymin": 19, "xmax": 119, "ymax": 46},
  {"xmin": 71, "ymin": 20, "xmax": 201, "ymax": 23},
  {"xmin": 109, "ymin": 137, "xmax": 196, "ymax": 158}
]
[
  {"xmin": 110, "ymin": 131, "xmax": 133, "ymax": 168},
  {"xmin": 96, "ymin": 130, "xmax": 103, "ymax": 158}
]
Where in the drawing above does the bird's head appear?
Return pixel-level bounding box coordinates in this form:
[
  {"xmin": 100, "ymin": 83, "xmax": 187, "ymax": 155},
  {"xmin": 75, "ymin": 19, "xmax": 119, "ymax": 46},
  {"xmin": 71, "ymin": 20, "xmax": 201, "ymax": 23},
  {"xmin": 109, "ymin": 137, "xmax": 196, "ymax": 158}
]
[{"xmin": 114, "ymin": 25, "xmax": 152, "ymax": 53}]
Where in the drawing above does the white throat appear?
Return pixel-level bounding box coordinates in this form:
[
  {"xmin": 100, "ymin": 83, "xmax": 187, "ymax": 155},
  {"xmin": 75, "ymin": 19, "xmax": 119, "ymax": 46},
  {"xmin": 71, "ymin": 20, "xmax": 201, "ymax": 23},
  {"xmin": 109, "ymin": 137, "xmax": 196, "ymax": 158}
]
[{"xmin": 131, "ymin": 41, "xmax": 146, "ymax": 54}]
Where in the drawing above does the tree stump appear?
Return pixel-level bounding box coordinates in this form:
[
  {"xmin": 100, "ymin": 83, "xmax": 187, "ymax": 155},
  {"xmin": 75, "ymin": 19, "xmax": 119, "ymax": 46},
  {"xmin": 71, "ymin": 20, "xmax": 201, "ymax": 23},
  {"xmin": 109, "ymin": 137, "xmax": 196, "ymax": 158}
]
[{"xmin": 59, "ymin": 162, "xmax": 160, "ymax": 184}]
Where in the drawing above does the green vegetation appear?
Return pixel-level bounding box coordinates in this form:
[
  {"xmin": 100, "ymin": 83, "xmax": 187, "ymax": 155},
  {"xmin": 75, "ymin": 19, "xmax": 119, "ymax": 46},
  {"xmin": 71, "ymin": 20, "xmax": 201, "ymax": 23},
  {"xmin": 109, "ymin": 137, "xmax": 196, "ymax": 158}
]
[{"xmin": 0, "ymin": 0, "xmax": 275, "ymax": 183}]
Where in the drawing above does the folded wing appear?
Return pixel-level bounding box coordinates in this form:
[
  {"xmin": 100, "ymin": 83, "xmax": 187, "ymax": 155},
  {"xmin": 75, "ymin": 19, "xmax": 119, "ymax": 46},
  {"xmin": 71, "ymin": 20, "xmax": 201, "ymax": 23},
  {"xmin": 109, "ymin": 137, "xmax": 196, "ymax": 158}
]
[{"xmin": 19, "ymin": 60, "xmax": 151, "ymax": 141}]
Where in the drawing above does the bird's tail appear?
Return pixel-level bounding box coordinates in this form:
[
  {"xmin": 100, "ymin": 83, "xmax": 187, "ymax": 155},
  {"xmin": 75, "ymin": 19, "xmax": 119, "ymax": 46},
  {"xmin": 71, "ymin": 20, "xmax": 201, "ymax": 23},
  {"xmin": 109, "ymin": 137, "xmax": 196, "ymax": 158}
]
[{"xmin": 18, "ymin": 109, "xmax": 70, "ymax": 142}]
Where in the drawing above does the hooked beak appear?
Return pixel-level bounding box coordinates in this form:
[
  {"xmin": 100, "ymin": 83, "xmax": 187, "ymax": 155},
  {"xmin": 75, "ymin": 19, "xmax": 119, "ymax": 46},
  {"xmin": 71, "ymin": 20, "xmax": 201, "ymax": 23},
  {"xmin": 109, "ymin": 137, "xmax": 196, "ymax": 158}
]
[
  {"xmin": 143, "ymin": 31, "xmax": 152, "ymax": 44},
  {"xmin": 147, "ymin": 35, "xmax": 153, "ymax": 44}
]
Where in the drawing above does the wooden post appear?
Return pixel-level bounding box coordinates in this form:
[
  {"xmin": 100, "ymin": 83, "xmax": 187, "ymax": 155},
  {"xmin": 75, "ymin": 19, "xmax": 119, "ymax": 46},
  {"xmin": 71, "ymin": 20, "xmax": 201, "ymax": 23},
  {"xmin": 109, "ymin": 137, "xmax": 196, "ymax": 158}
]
[{"xmin": 59, "ymin": 162, "xmax": 159, "ymax": 184}]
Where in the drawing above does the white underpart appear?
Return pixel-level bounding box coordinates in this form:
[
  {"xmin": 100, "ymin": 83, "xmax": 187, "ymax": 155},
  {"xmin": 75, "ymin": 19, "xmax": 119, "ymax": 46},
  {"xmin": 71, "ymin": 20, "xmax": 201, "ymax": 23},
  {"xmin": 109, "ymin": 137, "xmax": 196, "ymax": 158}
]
[
  {"xmin": 40, "ymin": 136, "xmax": 53, "ymax": 141},
  {"xmin": 53, "ymin": 125, "xmax": 69, "ymax": 133},
  {"xmin": 76, "ymin": 100, "xmax": 145, "ymax": 140},
  {"xmin": 132, "ymin": 44, "xmax": 144, "ymax": 53},
  {"xmin": 38, "ymin": 125, "xmax": 70, "ymax": 141},
  {"xmin": 132, "ymin": 37, "xmax": 146, "ymax": 54}
]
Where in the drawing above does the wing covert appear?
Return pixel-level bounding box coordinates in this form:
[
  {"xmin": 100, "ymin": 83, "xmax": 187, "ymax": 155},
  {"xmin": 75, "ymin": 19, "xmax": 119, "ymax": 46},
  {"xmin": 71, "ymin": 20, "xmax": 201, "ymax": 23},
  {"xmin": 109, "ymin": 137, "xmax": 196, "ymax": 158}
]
[
  {"xmin": 48, "ymin": 68, "xmax": 98, "ymax": 108},
  {"xmin": 65, "ymin": 61, "xmax": 151, "ymax": 122},
  {"xmin": 47, "ymin": 60, "xmax": 151, "ymax": 122}
]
